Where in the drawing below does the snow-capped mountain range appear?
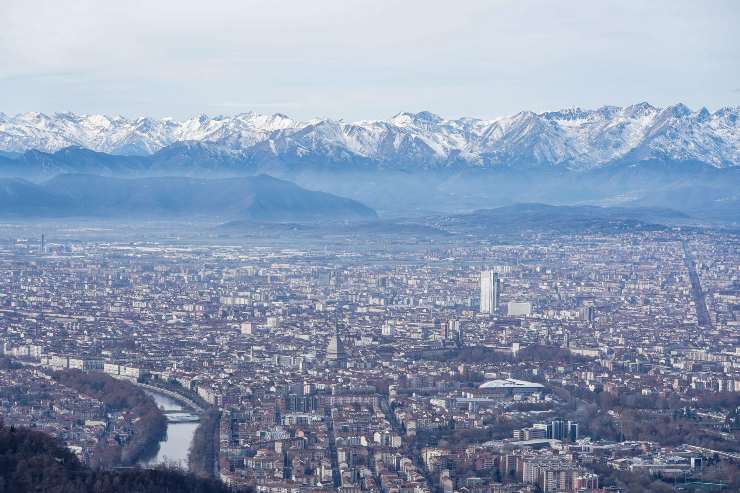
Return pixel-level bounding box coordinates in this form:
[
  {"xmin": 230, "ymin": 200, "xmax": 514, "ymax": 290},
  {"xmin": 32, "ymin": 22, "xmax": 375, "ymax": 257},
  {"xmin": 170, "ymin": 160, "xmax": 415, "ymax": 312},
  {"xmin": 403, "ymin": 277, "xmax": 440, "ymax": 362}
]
[{"xmin": 0, "ymin": 103, "xmax": 738, "ymax": 170}]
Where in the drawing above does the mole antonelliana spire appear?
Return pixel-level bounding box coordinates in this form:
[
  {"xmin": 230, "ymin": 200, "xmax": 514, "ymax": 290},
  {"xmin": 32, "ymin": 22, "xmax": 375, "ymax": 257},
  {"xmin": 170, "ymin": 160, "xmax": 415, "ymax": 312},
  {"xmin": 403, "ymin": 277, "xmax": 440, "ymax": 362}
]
[{"xmin": 326, "ymin": 320, "xmax": 347, "ymax": 368}]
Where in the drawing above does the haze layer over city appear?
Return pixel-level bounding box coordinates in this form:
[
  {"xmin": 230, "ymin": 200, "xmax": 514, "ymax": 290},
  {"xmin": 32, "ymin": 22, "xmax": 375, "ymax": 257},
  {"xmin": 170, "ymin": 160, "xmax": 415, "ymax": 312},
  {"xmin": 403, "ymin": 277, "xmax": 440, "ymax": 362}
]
[{"xmin": 0, "ymin": 2, "xmax": 738, "ymax": 493}]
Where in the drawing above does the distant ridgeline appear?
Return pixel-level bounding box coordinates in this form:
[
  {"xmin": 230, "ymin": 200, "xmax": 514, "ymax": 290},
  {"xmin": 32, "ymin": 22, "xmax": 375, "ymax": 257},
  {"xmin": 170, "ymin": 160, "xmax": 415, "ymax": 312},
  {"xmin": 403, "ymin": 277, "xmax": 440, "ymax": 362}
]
[{"xmin": 0, "ymin": 174, "xmax": 377, "ymax": 222}]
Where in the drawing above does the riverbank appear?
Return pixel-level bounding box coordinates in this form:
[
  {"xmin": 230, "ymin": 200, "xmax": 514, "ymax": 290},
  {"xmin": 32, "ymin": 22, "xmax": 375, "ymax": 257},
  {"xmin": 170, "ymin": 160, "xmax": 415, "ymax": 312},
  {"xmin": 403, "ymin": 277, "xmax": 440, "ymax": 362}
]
[
  {"xmin": 51, "ymin": 369, "xmax": 167, "ymax": 467},
  {"xmin": 136, "ymin": 379, "xmax": 220, "ymax": 477},
  {"xmin": 139, "ymin": 389, "xmax": 199, "ymax": 470},
  {"xmin": 188, "ymin": 409, "xmax": 220, "ymax": 478}
]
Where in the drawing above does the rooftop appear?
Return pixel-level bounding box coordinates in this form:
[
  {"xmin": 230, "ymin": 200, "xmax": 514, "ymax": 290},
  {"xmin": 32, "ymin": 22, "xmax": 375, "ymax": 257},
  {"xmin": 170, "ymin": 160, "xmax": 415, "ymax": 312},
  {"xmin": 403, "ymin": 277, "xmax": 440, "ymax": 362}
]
[{"xmin": 479, "ymin": 378, "xmax": 545, "ymax": 390}]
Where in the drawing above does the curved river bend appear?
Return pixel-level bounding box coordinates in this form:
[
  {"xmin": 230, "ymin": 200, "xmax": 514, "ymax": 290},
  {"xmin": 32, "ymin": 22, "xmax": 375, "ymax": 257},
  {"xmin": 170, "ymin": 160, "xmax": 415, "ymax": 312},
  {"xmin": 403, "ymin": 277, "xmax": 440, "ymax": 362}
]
[{"xmin": 139, "ymin": 390, "xmax": 199, "ymax": 470}]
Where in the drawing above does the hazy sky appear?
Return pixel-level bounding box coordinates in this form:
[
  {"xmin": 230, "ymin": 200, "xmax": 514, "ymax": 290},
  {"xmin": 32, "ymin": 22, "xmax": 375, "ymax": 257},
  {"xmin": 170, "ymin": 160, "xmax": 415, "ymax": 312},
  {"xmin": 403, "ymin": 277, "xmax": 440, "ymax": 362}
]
[{"xmin": 1, "ymin": 0, "xmax": 738, "ymax": 120}]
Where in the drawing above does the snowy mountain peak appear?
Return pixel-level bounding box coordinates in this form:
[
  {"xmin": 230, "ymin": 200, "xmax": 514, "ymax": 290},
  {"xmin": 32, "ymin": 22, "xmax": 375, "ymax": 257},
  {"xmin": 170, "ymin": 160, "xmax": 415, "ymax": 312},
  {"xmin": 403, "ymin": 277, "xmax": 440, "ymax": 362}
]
[
  {"xmin": 390, "ymin": 111, "xmax": 443, "ymax": 127},
  {"xmin": 0, "ymin": 103, "xmax": 738, "ymax": 170},
  {"xmin": 663, "ymin": 103, "xmax": 692, "ymax": 118},
  {"xmin": 623, "ymin": 102, "xmax": 659, "ymax": 118}
]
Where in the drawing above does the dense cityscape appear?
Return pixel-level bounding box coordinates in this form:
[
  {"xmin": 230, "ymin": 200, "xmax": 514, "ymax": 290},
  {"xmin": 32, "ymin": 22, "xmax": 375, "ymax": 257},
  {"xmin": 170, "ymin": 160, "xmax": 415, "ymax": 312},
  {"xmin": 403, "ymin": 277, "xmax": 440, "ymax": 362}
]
[
  {"xmin": 0, "ymin": 224, "xmax": 738, "ymax": 493},
  {"xmin": 1, "ymin": 1, "xmax": 738, "ymax": 492}
]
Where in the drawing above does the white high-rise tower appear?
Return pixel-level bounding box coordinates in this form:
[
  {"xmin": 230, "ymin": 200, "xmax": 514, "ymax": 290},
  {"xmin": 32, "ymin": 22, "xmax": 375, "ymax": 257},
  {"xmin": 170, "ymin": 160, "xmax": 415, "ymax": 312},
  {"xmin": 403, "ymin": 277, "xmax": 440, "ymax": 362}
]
[{"xmin": 480, "ymin": 270, "xmax": 500, "ymax": 314}]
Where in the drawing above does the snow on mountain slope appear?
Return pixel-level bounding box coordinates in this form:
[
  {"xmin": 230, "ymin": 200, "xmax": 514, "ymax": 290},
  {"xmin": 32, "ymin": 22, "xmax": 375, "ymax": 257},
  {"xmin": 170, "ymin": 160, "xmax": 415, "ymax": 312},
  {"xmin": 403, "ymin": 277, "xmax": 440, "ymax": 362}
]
[{"xmin": 0, "ymin": 104, "xmax": 737, "ymax": 170}]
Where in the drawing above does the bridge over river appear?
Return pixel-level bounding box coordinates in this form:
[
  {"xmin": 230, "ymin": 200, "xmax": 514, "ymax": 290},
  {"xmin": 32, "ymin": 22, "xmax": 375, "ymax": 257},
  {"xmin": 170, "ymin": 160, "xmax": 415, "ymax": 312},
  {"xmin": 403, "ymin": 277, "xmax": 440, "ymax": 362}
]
[
  {"xmin": 160, "ymin": 410, "xmax": 201, "ymax": 423},
  {"xmin": 136, "ymin": 382, "xmax": 205, "ymax": 414},
  {"xmin": 137, "ymin": 384, "xmax": 203, "ymax": 469}
]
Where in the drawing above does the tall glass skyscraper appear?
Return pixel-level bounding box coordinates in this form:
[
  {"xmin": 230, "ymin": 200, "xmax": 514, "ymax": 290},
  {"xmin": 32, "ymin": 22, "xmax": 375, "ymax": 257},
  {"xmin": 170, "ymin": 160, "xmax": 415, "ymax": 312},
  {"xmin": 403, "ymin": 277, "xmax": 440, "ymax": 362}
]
[{"xmin": 480, "ymin": 270, "xmax": 500, "ymax": 314}]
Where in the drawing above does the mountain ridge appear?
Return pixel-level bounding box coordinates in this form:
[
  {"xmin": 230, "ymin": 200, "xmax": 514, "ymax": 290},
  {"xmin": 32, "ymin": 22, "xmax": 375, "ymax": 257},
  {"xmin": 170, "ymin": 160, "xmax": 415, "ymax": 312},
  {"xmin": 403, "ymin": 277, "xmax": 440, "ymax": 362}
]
[
  {"xmin": 0, "ymin": 174, "xmax": 377, "ymax": 221},
  {"xmin": 1, "ymin": 103, "xmax": 738, "ymax": 171}
]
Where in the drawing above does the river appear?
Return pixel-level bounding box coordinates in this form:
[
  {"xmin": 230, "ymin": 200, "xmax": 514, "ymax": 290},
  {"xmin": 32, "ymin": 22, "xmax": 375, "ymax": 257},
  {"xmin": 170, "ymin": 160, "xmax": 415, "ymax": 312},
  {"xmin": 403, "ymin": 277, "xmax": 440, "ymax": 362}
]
[{"xmin": 139, "ymin": 389, "xmax": 200, "ymax": 470}]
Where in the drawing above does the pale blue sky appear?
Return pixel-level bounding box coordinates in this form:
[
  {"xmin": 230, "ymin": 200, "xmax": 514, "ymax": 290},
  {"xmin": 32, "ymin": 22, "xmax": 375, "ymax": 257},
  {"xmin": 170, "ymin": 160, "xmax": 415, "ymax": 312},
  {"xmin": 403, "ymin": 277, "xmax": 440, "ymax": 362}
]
[{"xmin": 0, "ymin": 0, "xmax": 738, "ymax": 120}]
